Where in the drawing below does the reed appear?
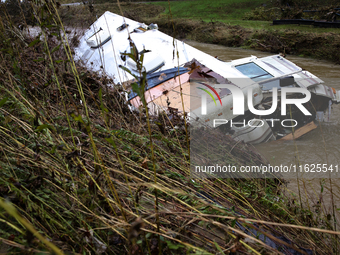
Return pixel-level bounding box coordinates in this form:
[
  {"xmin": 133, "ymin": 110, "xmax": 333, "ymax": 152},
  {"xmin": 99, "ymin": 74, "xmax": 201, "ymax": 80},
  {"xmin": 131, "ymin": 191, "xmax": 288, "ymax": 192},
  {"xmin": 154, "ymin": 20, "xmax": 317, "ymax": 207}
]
[{"xmin": 0, "ymin": 0, "xmax": 339, "ymax": 254}]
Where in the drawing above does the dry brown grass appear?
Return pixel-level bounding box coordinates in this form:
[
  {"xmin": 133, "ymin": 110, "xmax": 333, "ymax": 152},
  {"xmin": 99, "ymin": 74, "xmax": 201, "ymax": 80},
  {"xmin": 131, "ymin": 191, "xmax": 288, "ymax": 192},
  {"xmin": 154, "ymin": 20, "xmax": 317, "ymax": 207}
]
[{"xmin": 0, "ymin": 1, "xmax": 340, "ymax": 254}]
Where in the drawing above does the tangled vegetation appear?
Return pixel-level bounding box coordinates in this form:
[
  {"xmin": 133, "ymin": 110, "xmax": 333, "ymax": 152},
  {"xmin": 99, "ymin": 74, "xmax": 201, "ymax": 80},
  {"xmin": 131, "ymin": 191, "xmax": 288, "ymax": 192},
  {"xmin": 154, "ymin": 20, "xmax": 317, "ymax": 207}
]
[
  {"xmin": 244, "ymin": 0, "xmax": 340, "ymax": 21},
  {"xmin": 1, "ymin": 0, "xmax": 340, "ymax": 254}
]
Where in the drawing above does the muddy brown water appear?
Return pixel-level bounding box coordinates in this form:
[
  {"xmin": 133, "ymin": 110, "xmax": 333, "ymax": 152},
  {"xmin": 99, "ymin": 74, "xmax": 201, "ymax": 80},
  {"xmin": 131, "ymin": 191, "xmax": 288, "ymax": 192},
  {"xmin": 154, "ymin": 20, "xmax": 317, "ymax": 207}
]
[{"xmin": 186, "ymin": 40, "xmax": 340, "ymax": 228}]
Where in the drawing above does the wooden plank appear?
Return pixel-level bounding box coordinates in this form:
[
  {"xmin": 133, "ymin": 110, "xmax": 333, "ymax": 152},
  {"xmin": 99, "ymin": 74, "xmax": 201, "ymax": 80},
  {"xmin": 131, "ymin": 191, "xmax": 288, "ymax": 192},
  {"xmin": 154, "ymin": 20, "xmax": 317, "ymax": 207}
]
[{"xmin": 279, "ymin": 121, "xmax": 317, "ymax": 141}]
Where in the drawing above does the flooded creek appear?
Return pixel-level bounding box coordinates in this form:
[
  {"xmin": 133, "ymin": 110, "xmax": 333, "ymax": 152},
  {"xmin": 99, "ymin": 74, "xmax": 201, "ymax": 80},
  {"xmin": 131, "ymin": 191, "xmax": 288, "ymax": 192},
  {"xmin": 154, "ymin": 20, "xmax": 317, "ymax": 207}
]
[{"xmin": 186, "ymin": 40, "xmax": 340, "ymax": 228}]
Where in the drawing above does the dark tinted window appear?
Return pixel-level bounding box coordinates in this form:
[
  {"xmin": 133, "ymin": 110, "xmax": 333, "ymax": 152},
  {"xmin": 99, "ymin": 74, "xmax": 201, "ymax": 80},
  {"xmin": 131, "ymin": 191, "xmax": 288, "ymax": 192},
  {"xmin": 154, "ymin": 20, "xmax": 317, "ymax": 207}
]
[{"xmin": 235, "ymin": 63, "xmax": 273, "ymax": 82}]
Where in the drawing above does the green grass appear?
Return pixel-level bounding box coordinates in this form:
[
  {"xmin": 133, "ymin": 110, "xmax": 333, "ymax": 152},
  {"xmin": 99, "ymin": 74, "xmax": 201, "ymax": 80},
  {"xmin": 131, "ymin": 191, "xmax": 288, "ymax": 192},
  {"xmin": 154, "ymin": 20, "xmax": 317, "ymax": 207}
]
[
  {"xmin": 149, "ymin": 0, "xmax": 266, "ymax": 20},
  {"xmin": 148, "ymin": 0, "xmax": 340, "ymax": 33},
  {"xmin": 59, "ymin": 0, "xmax": 340, "ymax": 34}
]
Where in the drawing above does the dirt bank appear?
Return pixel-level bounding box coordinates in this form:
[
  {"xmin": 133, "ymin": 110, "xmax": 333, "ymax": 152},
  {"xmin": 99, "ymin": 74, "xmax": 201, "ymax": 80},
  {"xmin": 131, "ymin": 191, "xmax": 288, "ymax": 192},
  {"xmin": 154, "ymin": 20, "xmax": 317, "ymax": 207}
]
[{"xmin": 146, "ymin": 17, "xmax": 340, "ymax": 64}]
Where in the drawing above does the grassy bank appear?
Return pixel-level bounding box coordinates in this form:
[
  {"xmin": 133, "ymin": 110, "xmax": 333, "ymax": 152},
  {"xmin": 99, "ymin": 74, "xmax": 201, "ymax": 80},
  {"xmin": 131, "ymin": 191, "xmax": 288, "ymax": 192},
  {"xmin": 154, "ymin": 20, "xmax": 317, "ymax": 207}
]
[
  {"xmin": 0, "ymin": 12, "xmax": 314, "ymax": 255},
  {"xmin": 152, "ymin": 18, "xmax": 340, "ymax": 63},
  {"xmin": 148, "ymin": 0, "xmax": 266, "ymax": 21},
  {"xmin": 57, "ymin": 1, "xmax": 340, "ymax": 63},
  {"xmin": 148, "ymin": 0, "xmax": 340, "ymax": 63},
  {"xmin": 1, "ymin": 0, "xmax": 340, "ymax": 254}
]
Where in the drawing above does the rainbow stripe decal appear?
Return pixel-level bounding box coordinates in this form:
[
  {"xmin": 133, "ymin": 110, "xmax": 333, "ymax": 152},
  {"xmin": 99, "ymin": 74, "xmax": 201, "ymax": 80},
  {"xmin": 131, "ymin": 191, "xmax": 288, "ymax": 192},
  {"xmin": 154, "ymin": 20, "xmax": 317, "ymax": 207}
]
[{"xmin": 197, "ymin": 82, "xmax": 222, "ymax": 106}]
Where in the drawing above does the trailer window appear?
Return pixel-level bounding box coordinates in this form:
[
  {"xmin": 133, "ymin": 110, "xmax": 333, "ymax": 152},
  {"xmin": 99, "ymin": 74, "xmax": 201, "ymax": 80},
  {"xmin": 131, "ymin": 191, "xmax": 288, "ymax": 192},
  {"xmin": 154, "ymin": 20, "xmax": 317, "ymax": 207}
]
[{"xmin": 235, "ymin": 63, "xmax": 273, "ymax": 82}]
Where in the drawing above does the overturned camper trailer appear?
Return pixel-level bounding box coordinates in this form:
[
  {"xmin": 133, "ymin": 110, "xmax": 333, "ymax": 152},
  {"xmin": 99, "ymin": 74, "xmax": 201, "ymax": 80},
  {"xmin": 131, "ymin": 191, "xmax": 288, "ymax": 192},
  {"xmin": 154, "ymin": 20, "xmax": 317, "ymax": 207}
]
[{"xmin": 75, "ymin": 11, "xmax": 340, "ymax": 144}]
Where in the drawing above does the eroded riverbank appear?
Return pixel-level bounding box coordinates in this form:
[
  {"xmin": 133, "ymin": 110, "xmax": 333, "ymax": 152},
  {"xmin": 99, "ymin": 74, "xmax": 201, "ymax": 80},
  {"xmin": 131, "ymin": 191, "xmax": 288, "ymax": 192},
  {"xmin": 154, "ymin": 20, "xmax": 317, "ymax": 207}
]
[
  {"xmin": 58, "ymin": 2, "xmax": 340, "ymax": 64},
  {"xmin": 153, "ymin": 17, "xmax": 340, "ymax": 64}
]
